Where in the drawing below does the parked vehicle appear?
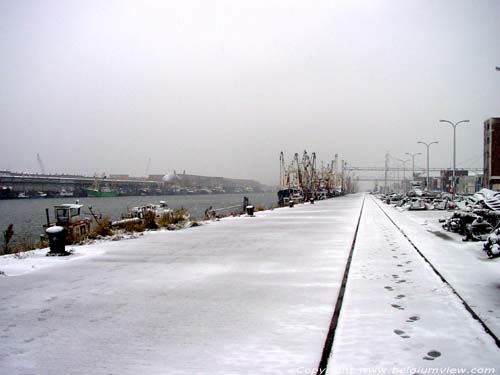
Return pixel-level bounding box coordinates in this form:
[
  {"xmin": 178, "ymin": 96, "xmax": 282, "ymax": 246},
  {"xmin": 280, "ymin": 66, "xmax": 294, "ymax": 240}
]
[
  {"xmin": 483, "ymin": 229, "xmax": 500, "ymax": 258},
  {"xmin": 408, "ymin": 198, "xmax": 427, "ymax": 211},
  {"xmin": 462, "ymin": 216, "xmax": 495, "ymax": 242}
]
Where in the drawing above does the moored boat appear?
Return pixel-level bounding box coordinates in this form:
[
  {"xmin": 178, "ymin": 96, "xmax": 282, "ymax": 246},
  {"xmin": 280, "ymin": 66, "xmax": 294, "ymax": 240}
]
[
  {"xmin": 32, "ymin": 191, "xmax": 48, "ymax": 199},
  {"xmin": 44, "ymin": 203, "xmax": 92, "ymax": 243},
  {"xmin": 85, "ymin": 182, "xmax": 118, "ymax": 197},
  {"xmin": 58, "ymin": 189, "xmax": 74, "ymax": 198},
  {"xmin": 121, "ymin": 201, "xmax": 174, "ymax": 220}
]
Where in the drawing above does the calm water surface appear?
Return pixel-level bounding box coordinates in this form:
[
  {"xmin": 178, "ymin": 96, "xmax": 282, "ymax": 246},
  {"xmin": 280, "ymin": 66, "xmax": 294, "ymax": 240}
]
[{"xmin": 0, "ymin": 193, "xmax": 278, "ymax": 244}]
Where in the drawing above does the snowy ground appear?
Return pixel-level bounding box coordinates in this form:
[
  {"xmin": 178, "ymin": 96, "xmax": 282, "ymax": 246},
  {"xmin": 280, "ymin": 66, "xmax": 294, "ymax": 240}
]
[
  {"xmin": 0, "ymin": 195, "xmax": 363, "ymax": 375},
  {"xmin": 2, "ymin": 194, "xmax": 500, "ymax": 375},
  {"xmin": 379, "ymin": 201, "xmax": 500, "ymax": 339},
  {"xmin": 329, "ymin": 196, "xmax": 500, "ymax": 373}
]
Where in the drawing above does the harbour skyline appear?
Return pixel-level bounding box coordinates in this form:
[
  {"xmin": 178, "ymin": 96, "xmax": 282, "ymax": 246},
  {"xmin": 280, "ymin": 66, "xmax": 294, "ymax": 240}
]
[{"xmin": 1, "ymin": 0, "xmax": 500, "ymax": 185}]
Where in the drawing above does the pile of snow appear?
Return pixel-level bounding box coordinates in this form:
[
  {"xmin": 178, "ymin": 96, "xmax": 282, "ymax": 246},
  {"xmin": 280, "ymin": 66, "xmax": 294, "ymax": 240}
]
[{"xmin": 0, "ymin": 246, "xmax": 103, "ymax": 277}]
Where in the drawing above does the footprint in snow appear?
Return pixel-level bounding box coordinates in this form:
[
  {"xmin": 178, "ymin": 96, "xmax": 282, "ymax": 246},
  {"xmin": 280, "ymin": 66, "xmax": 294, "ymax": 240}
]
[
  {"xmin": 397, "ymin": 264, "xmax": 404, "ymax": 267},
  {"xmin": 396, "ymin": 279, "xmax": 407, "ymax": 284},
  {"xmin": 393, "ymin": 329, "xmax": 411, "ymax": 339},
  {"xmin": 423, "ymin": 350, "xmax": 441, "ymax": 360},
  {"xmin": 392, "ymin": 256, "xmax": 398, "ymax": 259},
  {"xmin": 392, "ymin": 274, "xmax": 400, "ymax": 279},
  {"xmin": 404, "ymin": 269, "xmax": 412, "ymax": 273},
  {"xmin": 391, "ymin": 304, "xmax": 405, "ymax": 310},
  {"xmin": 406, "ymin": 316, "xmax": 420, "ymax": 323},
  {"xmin": 405, "ymin": 261, "xmax": 412, "ymax": 264},
  {"xmin": 394, "ymin": 294, "xmax": 405, "ymax": 299},
  {"xmin": 384, "ymin": 286, "xmax": 394, "ymax": 291}
]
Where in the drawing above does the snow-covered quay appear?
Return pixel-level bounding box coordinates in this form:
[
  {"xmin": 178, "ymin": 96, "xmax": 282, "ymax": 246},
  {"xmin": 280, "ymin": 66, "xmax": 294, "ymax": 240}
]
[{"xmin": 1, "ymin": 194, "xmax": 500, "ymax": 374}]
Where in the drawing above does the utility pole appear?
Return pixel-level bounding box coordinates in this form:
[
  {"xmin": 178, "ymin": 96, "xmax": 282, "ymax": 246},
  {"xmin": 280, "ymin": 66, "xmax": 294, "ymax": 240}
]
[
  {"xmin": 397, "ymin": 158, "xmax": 410, "ymax": 192},
  {"xmin": 405, "ymin": 152, "xmax": 422, "ymax": 180},
  {"xmin": 341, "ymin": 160, "xmax": 345, "ymax": 194},
  {"xmin": 439, "ymin": 119, "xmax": 469, "ymax": 196},
  {"xmin": 417, "ymin": 141, "xmax": 439, "ymax": 191},
  {"xmin": 384, "ymin": 152, "xmax": 389, "ymax": 194},
  {"xmin": 279, "ymin": 151, "xmax": 284, "ymax": 187},
  {"xmin": 334, "ymin": 154, "xmax": 338, "ymax": 190}
]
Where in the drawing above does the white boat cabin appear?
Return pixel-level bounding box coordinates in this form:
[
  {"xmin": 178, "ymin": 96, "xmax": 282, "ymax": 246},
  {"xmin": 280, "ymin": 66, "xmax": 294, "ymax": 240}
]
[{"xmin": 50, "ymin": 204, "xmax": 91, "ymax": 242}]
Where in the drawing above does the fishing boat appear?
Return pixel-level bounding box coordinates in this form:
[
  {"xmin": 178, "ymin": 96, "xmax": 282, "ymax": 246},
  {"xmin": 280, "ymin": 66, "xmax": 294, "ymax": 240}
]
[
  {"xmin": 277, "ymin": 188, "xmax": 304, "ymax": 206},
  {"xmin": 17, "ymin": 192, "xmax": 30, "ymax": 199},
  {"xmin": 121, "ymin": 201, "xmax": 174, "ymax": 220},
  {"xmin": 32, "ymin": 191, "xmax": 48, "ymax": 199},
  {"xmin": 58, "ymin": 189, "xmax": 74, "ymax": 197},
  {"xmin": 85, "ymin": 181, "xmax": 118, "ymax": 197},
  {"xmin": 0, "ymin": 186, "xmax": 13, "ymax": 199},
  {"xmin": 44, "ymin": 203, "xmax": 92, "ymax": 243}
]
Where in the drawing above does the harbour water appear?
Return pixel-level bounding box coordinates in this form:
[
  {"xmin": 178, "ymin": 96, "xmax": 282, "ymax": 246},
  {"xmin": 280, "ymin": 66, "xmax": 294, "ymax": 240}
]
[{"xmin": 0, "ymin": 192, "xmax": 277, "ymax": 245}]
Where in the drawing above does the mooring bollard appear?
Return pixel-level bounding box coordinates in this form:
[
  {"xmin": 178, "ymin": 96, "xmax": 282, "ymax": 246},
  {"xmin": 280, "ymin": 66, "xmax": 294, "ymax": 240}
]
[
  {"xmin": 46, "ymin": 226, "xmax": 67, "ymax": 256},
  {"xmin": 246, "ymin": 205, "xmax": 255, "ymax": 216}
]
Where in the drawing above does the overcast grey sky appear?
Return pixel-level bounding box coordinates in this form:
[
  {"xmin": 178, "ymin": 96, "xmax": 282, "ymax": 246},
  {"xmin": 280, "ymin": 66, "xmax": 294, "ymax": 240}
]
[{"xmin": 1, "ymin": 0, "xmax": 500, "ymax": 185}]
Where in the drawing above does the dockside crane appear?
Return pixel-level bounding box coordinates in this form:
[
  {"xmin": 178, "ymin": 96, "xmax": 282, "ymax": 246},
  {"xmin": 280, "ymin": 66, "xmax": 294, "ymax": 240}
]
[
  {"xmin": 37, "ymin": 153, "xmax": 46, "ymax": 175},
  {"xmin": 145, "ymin": 157, "xmax": 151, "ymax": 179}
]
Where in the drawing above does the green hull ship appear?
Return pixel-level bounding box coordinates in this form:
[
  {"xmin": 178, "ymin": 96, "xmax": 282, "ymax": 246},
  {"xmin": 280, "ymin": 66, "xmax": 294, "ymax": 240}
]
[{"xmin": 85, "ymin": 187, "xmax": 118, "ymax": 198}]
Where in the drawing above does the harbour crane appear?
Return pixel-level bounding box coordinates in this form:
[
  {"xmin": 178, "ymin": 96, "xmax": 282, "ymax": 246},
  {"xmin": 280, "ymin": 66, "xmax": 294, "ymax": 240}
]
[
  {"xmin": 145, "ymin": 157, "xmax": 151, "ymax": 178},
  {"xmin": 37, "ymin": 153, "xmax": 46, "ymax": 175}
]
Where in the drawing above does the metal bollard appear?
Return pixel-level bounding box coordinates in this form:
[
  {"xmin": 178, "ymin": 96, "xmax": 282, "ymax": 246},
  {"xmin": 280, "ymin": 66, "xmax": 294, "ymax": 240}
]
[
  {"xmin": 289, "ymin": 200, "xmax": 294, "ymax": 208},
  {"xmin": 46, "ymin": 226, "xmax": 67, "ymax": 256},
  {"xmin": 246, "ymin": 205, "xmax": 255, "ymax": 216},
  {"xmin": 310, "ymin": 198, "xmax": 315, "ymax": 204}
]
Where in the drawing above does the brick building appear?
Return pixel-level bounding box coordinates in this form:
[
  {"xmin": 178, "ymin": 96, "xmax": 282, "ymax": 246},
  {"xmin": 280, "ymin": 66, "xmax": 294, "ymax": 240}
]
[
  {"xmin": 484, "ymin": 118, "xmax": 500, "ymax": 189},
  {"xmin": 440, "ymin": 169, "xmax": 469, "ymax": 193}
]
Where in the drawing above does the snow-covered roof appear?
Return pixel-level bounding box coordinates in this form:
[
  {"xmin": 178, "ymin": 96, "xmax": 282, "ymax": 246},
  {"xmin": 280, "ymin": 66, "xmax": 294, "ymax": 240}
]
[{"xmin": 54, "ymin": 204, "xmax": 83, "ymax": 209}]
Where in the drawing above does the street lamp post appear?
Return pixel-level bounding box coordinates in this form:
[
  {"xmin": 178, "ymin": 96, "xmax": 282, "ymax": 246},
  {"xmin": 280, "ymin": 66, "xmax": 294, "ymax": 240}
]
[
  {"xmin": 417, "ymin": 141, "xmax": 438, "ymax": 191},
  {"xmin": 405, "ymin": 152, "xmax": 422, "ymax": 180},
  {"xmin": 439, "ymin": 119, "xmax": 469, "ymax": 195}
]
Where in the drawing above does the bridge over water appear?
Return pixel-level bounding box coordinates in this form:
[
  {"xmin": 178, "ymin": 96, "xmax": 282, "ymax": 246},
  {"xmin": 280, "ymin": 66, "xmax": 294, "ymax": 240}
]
[{"xmin": 0, "ymin": 172, "xmax": 265, "ymax": 198}]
